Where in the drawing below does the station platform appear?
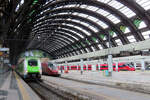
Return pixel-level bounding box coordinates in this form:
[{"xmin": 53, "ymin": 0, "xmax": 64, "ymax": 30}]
[
  {"xmin": 61, "ymin": 70, "xmax": 150, "ymax": 94},
  {"xmin": 0, "ymin": 65, "xmax": 41, "ymax": 100}
]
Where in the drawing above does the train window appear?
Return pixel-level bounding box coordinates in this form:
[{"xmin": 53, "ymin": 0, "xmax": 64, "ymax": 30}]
[
  {"xmin": 48, "ymin": 63, "xmax": 57, "ymax": 70},
  {"xmin": 124, "ymin": 64, "xmax": 134, "ymax": 68},
  {"xmin": 118, "ymin": 64, "xmax": 126, "ymax": 67},
  {"xmin": 28, "ymin": 60, "xmax": 38, "ymax": 66},
  {"xmin": 101, "ymin": 65, "xmax": 108, "ymax": 68}
]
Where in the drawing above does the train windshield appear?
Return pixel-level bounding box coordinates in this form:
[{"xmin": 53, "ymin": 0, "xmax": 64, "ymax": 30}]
[
  {"xmin": 48, "ymin": 63, "xmax": 57, "ymax": 70},
  {"xmin": 28, "ymin": 59, "xmax": 38, "ymax": 66},
  {"xmin": 124, "ymin": 64, "xmax": 134, "ymax": 68}
]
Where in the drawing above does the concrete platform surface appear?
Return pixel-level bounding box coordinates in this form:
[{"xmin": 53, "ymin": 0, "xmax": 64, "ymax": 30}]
[
  {"xmin": 42, "ymin": 75, "xmax": 150, "ymax": 100},
  {"xmin": 60, "ymin": 70, "xmax": 150, "ymax": 94},
  {"xmin": 0, "ymin": 65, "xmax": 41, "ymax": 100}
]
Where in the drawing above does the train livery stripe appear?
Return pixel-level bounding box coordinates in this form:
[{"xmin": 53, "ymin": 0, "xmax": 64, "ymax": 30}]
[{"xmin": 14, "ymin": 72, "xmax": 30, "ymax": 100}]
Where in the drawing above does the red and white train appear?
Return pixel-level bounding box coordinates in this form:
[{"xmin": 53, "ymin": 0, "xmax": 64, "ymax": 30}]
[
  {"xmin": 57, "ymin": 63, "xmax": 135, "ymax": 71},
  {"xmin": 41, "ymin": 62, "xmax": 60, "ymax": 77}
]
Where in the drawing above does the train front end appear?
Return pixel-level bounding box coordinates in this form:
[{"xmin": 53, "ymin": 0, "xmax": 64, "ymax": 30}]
[
  {"xmin": 47, "ymin": 62, "xmax": 60, "ymax": 77},
  {"xmin": 24, "ymin": 58, "xmax": 42, "ymax": 78}
]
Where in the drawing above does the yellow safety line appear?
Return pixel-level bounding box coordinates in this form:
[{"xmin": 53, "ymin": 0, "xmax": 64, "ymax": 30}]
[{"xmin": 14, "ymin": 72, "xmax": 30, "ymax": 100}]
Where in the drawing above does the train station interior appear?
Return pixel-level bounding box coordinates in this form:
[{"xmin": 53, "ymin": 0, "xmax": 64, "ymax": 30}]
[{"xmin": 1, "ymin": 0, "xmax": 150, "ymax": 100}]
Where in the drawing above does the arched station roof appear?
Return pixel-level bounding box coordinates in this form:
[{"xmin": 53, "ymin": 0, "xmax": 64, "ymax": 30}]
[{"xmin": 6, "ymin": 0, "xmax": 150, "ymax": 59}]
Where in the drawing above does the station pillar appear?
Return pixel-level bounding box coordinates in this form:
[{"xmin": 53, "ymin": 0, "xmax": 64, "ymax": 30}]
[
  {"xmin": 115, "ymin": 62, "xmax": 118, "ymax": 72},
  {"xmin": 86, "ymin": 64, "xmax": 88, "ymax": 71},
  {"xmin": 65, "ymin": 61, "xmax": 68, "ymax": 73},
  {"xmin": 98, "ymin": 62, "xmax": 101, "ymax": 71},
  {"xmin": 80, "ymin": 59, "xmax": 84, "ymax": 75},
  {"xmin": 86, "ymin": 58, "xmax": 89, "ymax": 71},
  {"xmin": 108, "ymin": 55, "xmax": 113, "ymax": 76},
  {"xmin": 141, "ymin": 60, "xmax": 145, "ymax": 71},
  {"xmin": 134, "ymin": 62, "xmax": 137, "ymax": 70}
]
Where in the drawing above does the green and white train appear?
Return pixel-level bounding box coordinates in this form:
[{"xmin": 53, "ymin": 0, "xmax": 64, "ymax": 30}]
[{"xmin": 16, "ymin": 57, "xmax": 42, "ymax": 79}]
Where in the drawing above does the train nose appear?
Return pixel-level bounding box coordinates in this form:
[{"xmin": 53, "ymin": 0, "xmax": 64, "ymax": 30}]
[{"xmin": 52, "ymin": 70, "xmax": 58, "ymax": 74}]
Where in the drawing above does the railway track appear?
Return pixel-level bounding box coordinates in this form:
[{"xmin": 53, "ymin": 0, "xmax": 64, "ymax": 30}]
[
  {"xmin": 27, "ymin": 80, "xmax": 67, "ymax": 100},
  {"xmin": 27, "ymin": 79, "xmax": 87, "ymax": 100},
  {"xmin": 27, "ymin": 75, "xmax": 150, "ymax": 100}
]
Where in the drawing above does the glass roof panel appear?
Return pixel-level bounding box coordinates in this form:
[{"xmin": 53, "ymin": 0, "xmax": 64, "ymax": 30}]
[
  {"xmin": 73, "ymin": 12, "xmax": 109, "ymax": 29},
  {"xmin": 74, "ymin": 20, "xmax": 99, "ymax": 33},
  {"xmin": 88, "ymin": 25, "xmax": 99, "ymax": 32},
  {"xmin": 97, "ymin": 20, "xmax": 108, "ymax": 29},
  {"xmin": 142, "ymin": 30, "xmax": 150, "ymax": 39},
  {"xmin": 97, "ymin": 0, "xmax": 136, "ymax": 18},
  {"xmin": 95, "ymin": 8, "xmax": 120, "ymax": 24},
  {"xmin": 61, "ymin": 28, "xmax": 84, "ymax": 38},
  {"xmin": 80, "ymin": 5, "xmax": 88, "ymax": 9},
  {"xmin": 97, "ymin": 0, "xmax": 111, "ymax": 4},
  {"xmin": 77, "ymin": 51, "xmax": 80, "ymax": 55},
  {"xmin": 127, "ymin": 35, "xmax": 136, "ymax": 43},
  {"xmin": 115, "ymin": 39, "xmax": 122, "ymax": 46},
  {"xmin": 124, "ymin": 27, "xmax": 131, "ymax": 34},
  {"xmin": 64, "ymin": 4, "xmax": 77, "ymax": 8},
  {"xmin": 56, "ymin": 35, "xmax": 74, "ymax": 43},
  {"xmin": 78, "ymin": 13, "xmax": 89, "ymax": 18},
  {"xmin": 138, "ymin": 21, "xmax": 147, "ymax": 29},
  {"xmin": 97, "ymin": 44, "xmax": 103, "ymax": 49},
  {"xmin": 103, "ymin": 35, "xmax": 107, "ymax": 40},
  {"xmin": 86, "ymin": 6, "xmax": 99, "ymax": 11},
  {"xmin": 96, "ymin": 9, "xmax": 110, "ymax": 16},
  {"xmin": 106, "ymin": 42, "xmax": 109, "ymax": 47},
  {"xmin": 57, "ymin": 31, "xmax": 79, "ymax": 41},
  {"xmin": 65, "ymin": 23, "xmax": 91, "ymax": 36},
  {"xmin": 91, "ymin": 46, "xmax": 96, "ymax": 51},
  {"xmin": 136, "ymin": 0, "xmax": 150, "ymax": 10},
  {"xmin": 112, "ymin": 32, "xmax": 117, "ymax": 37},
  {"xmin": 86, "ymin": 48, "xmax": 90, "ymax": 53},
  {"xmin": 88, "ymin": 16, "xmax": 98, "ymax": 22},
  {"xmin": 80, "ymin": 49, "xmax": 84, "ymax": 54},
  {"xmin": 119, "ymin": 6, "xmax": 136, "ymax": 18},
  {"xmin": 106, "ymin": 14, "xmax": 120, "ymax": 24},
  {"xmin": 108, "ymin": 0, "xmax": 124, "ymax": 9}
]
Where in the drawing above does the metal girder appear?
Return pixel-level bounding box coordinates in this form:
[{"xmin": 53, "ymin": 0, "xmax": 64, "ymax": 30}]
[
  {"xmin": 118, "ymin": 0, "xmax": 150, "ymax": 29},
  {"xmin": 45, "ymin": 40, "xmax": 67, "ymax": 55},
  {"xmin": 34, "ymin": 19, "xmax": 109, "ymax": 48},
  {"xmin": 33, "ymin": 14, "xmax": 118, "ymax": 48},
  {"xmin": 52, "ymin": 39, "xmax": 150, "ymax": 62},
  {"xmin": 32, "ymin": 14, "xmax": 110, "ymax": 48},
  {"xmin": 66, "ymin": 0, "xmax": 144, "ymax": 41},
  {"xmin": 47, "ymin": 35, "xmax": 75, "ymax": 52},
  {"xmin": 16, "ymin": 0, "xmax": 150, "ymax": 59},
  {"xmin": 44, "ymin": 41, "xmax": 69, "ymax": 56},
  {"xmin": 56, "ymin": 55, "xmax": 150, "ymax": 66},
  {"xmin": 33, "ymin": 20, "xmax": 103, "ymax": 51},
  {"xmin": 34, "ymin": 27, "xmax": 92, "ymax": 54},
  {"xmin": 33, "ymin": 24, "xmax": 97, "ymax": 50},
  {"xmin": 48, "ymin": 39, "xmax": 83, "ymax": 57},
  {"xmin": 54, "ymin": 7, "xmax": 129, "ymax": 43},
  {"xmin": 45, "ymin": 37, "xmax": 79, "ymax": 56},
  {"xmin": 33, "ymin": 7, "xmax": 129, "ymax": 45},
  {"xmin": 35, "ymin": 0, "xmax": 144, "ymax": 42}
]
